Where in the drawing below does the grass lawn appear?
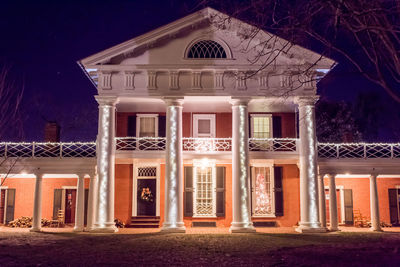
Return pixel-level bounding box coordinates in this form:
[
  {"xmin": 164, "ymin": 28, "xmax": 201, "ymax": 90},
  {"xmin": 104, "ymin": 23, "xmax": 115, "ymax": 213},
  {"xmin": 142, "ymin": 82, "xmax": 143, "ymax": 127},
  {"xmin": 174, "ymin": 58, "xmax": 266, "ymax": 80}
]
[{"xmin": 0, "ymin": 230, "xmax": 399, "ymax": 266}]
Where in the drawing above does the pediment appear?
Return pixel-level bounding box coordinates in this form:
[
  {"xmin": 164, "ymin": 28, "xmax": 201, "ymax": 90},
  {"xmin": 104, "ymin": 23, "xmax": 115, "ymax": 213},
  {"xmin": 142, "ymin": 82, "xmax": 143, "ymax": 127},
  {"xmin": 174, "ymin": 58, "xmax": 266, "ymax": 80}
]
[{"xmin": 79, "ymin": 7, "xmax": 335, "ymax": 69}]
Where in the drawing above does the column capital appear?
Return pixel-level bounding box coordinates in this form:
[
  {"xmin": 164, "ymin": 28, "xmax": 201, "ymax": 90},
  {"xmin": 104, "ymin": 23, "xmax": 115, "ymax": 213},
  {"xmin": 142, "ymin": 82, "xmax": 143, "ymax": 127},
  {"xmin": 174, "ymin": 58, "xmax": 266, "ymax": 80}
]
[
  {"xmin": 95, "ymin": 95, "xmax": 119, "ymax": 106},
  {"xmin": 230, "ymin": 97, "xmax": 251, "ymax": 106},
  {"xmin": 163, "ymin": 97, "xmax": 184, "ymax": 106},
  {"xmin": 295, "ymin": 96, "xmax": 319, "ymax": 107}
]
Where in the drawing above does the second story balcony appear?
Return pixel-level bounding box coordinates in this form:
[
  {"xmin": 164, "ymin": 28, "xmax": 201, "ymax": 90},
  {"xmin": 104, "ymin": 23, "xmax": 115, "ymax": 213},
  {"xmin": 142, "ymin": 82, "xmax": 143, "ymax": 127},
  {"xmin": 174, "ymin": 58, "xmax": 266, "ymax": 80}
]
[{"xmin": 115, "ymin": 137, "xmax": 298, "ymax": 154}]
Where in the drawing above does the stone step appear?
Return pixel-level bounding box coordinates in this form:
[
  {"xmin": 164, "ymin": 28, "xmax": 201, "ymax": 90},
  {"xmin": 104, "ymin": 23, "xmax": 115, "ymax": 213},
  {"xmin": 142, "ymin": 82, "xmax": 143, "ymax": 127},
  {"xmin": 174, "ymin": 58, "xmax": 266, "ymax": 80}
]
[{"xmin": 126, "ymin": 223, "xmax": 160, "ymax": 228}]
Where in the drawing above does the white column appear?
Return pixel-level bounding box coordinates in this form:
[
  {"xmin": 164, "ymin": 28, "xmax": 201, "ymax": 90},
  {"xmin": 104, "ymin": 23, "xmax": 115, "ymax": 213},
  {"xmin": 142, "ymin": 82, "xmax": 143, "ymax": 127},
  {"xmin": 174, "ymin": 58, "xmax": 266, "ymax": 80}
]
[
  {"xmin": 86, "ymin": 171, "xmax": 97, "ymax": 231},
  {"xmin": 92, "ymin": 96, "xmax": 118, "ymax": 233},
  {"xmin": 161, "ymin": 98, "xmax": 185, "ymax": 233},
  {"xmin": 73, "ymin": 174, "xmax": 85, "ymax": 232},
  {"xmin": 318, "ymin": 175, "xmax": 327, "ymax": 228},
  {"xmin": 369, "ymin": 174, "xmax": 382, "ymax": 231},
  {"xmin": 295, "ymin": 96, "xmax": 325, "ymax": 233},
  {"xmin": 327, "ymin": 174, "xmax": 339, "ymax": 231},
  {"xmin": 30, "ymin": 172, "xmax": 43, "ymax": 232},
  {"xmin": 230, "ymin": 98, "xmax": 255, "ymax": 233}
]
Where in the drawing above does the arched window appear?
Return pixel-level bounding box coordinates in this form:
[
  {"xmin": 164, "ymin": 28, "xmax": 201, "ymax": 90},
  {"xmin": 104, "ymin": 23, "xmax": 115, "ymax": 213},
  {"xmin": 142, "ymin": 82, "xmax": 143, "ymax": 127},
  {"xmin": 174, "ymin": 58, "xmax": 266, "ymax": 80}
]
[{"xmin": 187, "ymin": 40, "xmax": 227, "ymax": 59}]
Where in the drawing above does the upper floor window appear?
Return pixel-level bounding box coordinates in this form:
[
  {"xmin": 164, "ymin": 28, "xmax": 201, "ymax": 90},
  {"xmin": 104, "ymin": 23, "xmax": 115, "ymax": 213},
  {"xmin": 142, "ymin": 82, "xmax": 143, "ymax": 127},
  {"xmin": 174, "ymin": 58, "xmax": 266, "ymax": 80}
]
[
  {"xmin": 250, "ymin": 114, "xmax": 273, "ymax": 138},
  {"xmin": 187, "ymin": 40, "xmax": 227, "ymax": 59},
  {"xmin": 137, "ymin": 114, "xmax": 158, "ymax": 137}
]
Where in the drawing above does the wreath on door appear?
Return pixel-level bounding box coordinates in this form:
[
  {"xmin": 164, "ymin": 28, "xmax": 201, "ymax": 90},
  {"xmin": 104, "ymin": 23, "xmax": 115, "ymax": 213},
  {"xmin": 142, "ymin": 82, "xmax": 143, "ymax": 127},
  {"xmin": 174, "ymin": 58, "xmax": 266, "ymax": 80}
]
[{"xmin": 140, "ymin": 187, "xmax": 154, "ymax": 203}]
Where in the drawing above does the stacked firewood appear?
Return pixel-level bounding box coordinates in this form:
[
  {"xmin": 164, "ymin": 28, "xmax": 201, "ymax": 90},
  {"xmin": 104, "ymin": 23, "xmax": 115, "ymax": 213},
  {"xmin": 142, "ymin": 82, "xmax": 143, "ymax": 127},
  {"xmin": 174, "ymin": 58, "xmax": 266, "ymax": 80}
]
[
  {"xmin": 7, "ymin": 217, "xmax": 51, "ymax": 228},
  {"xmin": 114, "ymin": 218, "xmax": 125, "ymax": 228}
]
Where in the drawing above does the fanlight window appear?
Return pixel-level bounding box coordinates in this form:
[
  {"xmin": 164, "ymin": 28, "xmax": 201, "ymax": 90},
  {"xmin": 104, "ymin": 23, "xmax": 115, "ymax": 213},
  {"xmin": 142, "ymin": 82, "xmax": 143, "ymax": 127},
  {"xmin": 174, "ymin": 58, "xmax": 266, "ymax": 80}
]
[{"xmin": 187, "ymin": 40, "xmax": 227, "ymax": 59}]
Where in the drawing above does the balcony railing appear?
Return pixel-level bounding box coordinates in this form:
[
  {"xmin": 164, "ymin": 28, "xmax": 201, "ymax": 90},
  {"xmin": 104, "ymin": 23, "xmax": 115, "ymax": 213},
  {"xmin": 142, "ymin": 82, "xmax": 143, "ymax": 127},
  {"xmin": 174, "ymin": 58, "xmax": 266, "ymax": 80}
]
[
  {"xmin": 0, "ymin": 142, "xmax": 96, "ymax": 158},
  {"xmin": 318, "ymin": 143, "xmax": 400, "ymax": 159},
  {"xmin": 115, "ymin": 137, "xmax": 298, "ymax": 152}
]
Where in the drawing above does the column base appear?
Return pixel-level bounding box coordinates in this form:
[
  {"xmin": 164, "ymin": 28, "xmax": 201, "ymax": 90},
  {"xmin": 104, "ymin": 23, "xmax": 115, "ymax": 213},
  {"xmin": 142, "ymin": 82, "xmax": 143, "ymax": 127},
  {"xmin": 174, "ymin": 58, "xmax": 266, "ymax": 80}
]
[
  {"xmin": 90, "ymin": 223, "xmax": 118, "ymax": 233},
  {"xmin": 73, "ymin": 226, "xmax": 84, "ymax": 232},
  {"xmin": 229, "ymin": 222, "xmax": 256, "ymax": 233},
  {"xmin": 30, "ymin": 227, "xmax": 41, "ymax": 232},
  {"xmin": 329, "ymin": 227, "xmax": 340, "ymax": 232},
  {"xmin": 295, "ymin": 222, "xmax": 327, "ymax": 233},
  {"xmin": 370, "ymin": 227, "xmax": 383, "ymax": 232},
  {"xmin": 160, "ymin": 222, "xmax": 186, "ymax": 233}
]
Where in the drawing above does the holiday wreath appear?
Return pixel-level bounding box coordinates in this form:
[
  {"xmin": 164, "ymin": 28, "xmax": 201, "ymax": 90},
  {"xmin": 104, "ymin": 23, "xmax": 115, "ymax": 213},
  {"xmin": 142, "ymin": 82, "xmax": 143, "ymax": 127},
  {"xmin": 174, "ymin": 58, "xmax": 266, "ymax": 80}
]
[{"xmin": 140, "ymin": 187, "xmax": 154, "ymax": 202}]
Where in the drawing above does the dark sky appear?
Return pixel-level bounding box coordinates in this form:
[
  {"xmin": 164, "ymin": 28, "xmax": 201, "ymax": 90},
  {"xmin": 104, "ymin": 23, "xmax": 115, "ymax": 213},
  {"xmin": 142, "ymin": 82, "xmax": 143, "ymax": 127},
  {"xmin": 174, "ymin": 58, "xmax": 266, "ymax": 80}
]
[{"xmin": 1, "ymin": 0, "xmax": 398, "ymax": 142}]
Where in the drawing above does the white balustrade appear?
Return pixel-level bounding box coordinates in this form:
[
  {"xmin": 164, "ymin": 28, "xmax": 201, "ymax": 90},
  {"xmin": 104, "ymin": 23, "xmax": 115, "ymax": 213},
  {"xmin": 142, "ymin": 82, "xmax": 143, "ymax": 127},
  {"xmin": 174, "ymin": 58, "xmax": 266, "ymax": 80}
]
[{"xmin": 318, "ymin": 143, "xmax": 400, "ymax": 159}]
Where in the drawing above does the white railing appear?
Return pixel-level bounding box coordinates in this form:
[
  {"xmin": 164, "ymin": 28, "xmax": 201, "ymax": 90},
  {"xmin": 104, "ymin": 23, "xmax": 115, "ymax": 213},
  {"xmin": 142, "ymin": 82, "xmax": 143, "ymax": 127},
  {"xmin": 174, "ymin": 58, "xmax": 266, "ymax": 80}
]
[
  {"xmin": 182, "ymin": 138, "xmax": 232, "ymax": 152},
  {"xmin": 116, "ymin": 137, "xmax": 166, "ymax": 151},
  {"xmin": 249, "ymin": 138, "xmax": 298, "ymax": 152},
  {"xmin": 318, "ymin": 143, "xmax": 400, "ymax": 159},
  {"xmin": 0, "ymin": 142, "xmax": 96, "ymax": 158}
]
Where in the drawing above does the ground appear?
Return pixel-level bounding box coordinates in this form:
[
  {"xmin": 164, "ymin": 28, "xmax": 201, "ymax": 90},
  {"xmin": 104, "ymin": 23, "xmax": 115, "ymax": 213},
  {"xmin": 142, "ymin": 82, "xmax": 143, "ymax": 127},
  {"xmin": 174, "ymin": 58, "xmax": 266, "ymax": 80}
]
[{"xmin": 0, "ymin": 227, "xmax": 399, "ymax": 266}]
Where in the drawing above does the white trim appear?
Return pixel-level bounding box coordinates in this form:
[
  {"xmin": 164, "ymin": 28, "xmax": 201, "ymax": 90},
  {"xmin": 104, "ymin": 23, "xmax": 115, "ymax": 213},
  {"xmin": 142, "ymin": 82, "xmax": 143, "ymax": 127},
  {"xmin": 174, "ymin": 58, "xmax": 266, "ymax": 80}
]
[
  {"xmin": 250, "ymin": 114, "xmax": 273, "ymax": 138},
  {"xmin": 395, "ymin": 185, "xmax": 400, "ymax": 189},
  {"xmin": 62, "ymin": 186, "xmax": 77, "ymax": 189},
  {"xmin": 334, "ymin": 174, "xmax": 400, "ymax": 179},
  {"xmin": 0, "ymin": 186, "xmax": 9, "ymax": 189},
  {"xmin": 132, "ymin": 162, "xmax": 160, "ymax": 217},
  {"xmin": 136, "ymin": 114, "xmax": 159, "ymax": 137},
  {"xmin": 0, "ymin": 174, "xmax": 89, "ymax": 179},
  {"xmin": 193, "ymin": 114, "xmax": 216, "ymax": 138}
]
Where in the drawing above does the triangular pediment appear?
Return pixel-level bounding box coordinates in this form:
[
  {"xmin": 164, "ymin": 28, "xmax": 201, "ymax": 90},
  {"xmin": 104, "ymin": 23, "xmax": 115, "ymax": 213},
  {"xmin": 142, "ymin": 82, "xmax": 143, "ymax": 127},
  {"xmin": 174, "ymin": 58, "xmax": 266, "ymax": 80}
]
[{"xmin": 79, "ymin": 7, "xmax": 335, "ymax": 68}]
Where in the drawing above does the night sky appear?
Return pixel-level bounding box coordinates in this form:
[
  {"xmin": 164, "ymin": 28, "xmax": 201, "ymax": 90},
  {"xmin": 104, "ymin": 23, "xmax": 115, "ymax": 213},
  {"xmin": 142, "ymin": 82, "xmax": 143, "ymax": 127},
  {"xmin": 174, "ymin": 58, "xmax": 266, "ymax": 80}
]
[{"xmin": 1, "ymin": 0, "xmax": 399, "ymax": 142}]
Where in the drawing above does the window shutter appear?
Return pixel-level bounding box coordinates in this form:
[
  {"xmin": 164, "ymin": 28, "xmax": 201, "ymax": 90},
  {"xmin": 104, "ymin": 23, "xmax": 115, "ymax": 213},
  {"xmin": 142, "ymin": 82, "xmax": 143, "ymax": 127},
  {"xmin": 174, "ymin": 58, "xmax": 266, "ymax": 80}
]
[
  {"xmin": 127, "ymin": 115, "xmax": 136, "ymax": 137},
  {"xmin": 216, "ymin": 166, "xmax": 226, "ymax": 217},
  {"xmin": 272, "ymin": 116, "xmax": 282, "ymax": 138},
  {"xmin": 5, "ymin": 189, "xmax": 15, "ymax": 223},
  {"xmin": 159, "ymin": 115, "xmax": 166, "ymax": 137},
  {"xmin": 84, "ymin": 189, "xmax": 89, "ymax": 226},
  {"xmin": 184, "ymin": 166, "xmax": 193, "ymax": 217},
  {"xmin": 343, "ymin": 189, "xmax": 353, "ymax": 225},
  {"xmin": 53, "ymin": 189, "xmax": 63, "ymax": 220},
  {"xmin": 274, "ymin": 166, "xmax": 284, "ymax": 216},
  {"xmin": 388, "ymin": 189, "xmax": 399, "ymax": 225}
]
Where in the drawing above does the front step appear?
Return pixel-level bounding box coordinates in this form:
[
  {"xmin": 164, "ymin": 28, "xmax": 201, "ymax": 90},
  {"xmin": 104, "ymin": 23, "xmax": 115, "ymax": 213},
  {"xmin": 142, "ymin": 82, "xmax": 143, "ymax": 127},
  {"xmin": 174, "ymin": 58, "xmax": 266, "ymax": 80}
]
[{"xmin": 127, "ymin": 216, "xmax": 160, "ymax": 228}]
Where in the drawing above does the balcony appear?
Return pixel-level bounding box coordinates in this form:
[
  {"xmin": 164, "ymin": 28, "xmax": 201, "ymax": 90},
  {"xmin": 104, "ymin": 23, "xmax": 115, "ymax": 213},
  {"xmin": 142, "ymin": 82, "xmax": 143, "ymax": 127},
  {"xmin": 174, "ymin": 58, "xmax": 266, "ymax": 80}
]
[
  {"xmin": 318, "ymin": 143, "xmax": 400, "ymax": 159},
  {"xmin": 115, "ymin": 137, "xmax": 298, "ymax": 153},
  {"xmin": 0, "ymin": 142, "xmax": 96, "ymax": 158}
]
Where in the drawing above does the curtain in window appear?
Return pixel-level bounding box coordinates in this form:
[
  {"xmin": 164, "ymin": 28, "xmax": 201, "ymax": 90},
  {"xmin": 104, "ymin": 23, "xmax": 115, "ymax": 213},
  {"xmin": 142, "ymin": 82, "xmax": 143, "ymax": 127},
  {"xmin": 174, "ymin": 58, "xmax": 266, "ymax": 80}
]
[
  {"xmin": 253, "ymin": 117, "xmax": 271, "ymax": 138},
  {"xmin": 139, "ymin": 117, "xmax": 156, "ymax": 137}
]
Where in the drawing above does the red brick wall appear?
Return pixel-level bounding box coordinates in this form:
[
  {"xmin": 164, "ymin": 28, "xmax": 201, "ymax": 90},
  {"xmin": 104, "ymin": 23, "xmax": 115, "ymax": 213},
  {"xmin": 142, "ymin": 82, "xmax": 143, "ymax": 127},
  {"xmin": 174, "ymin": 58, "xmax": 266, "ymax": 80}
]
[
  {"xmin": 1, "ymin": 177, "xmax": 89, "ymax": 221},
  {"xmin": 114, "ymin": 164, "xmax": 133, "ymax": 225},
  {"xmin": 325, "ymin": 177, "xmax": 400, "ymax": 224}
]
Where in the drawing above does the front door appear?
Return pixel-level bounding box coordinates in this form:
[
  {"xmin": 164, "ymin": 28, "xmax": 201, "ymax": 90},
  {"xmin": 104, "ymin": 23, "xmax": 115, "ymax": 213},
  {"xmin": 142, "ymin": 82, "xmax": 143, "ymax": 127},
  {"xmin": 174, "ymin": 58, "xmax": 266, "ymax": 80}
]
[
  {"xmin": 137, "ymin": 179, "xmax": 156, "ymax": 216},
  {"xmin": 64, "ymin": 189, "xmax": 76, "ymax": 224}
]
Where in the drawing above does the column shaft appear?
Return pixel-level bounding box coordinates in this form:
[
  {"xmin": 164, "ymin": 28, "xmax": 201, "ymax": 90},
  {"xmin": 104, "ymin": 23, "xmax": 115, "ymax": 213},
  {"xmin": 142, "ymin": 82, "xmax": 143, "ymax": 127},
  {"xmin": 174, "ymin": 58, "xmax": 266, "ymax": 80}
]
[
  {"xmin": 30, "ymin": 173, "xmax": 43, "ymax": 232},
  {"xmin": 230, "ymin": 99, "xmax": 255, "ymax": 233},
  {"xmin": 369, "ymin": 174, "xmax": 382, "ymax": 231},
  {"xmin": 86, "ymin": 172, "xmax": 97, "ymax": 231},
  {"xmin": 92, "ymin": 96, "xmax": 118, "ymax": 233},
  {"xmin": 161, "ymin": 98, "xmax": 185, "ymax": 233},
  {"xmin": 318, "ymin": 175, "xmax": 327, "ymax": 228},
  {"xmin": 328, "ymin": 174, "xmax": 339, "ymax": 231},
  {"xmin": 74, "ymin": 175, "xmax": 85, "ymax": 232},
  {"xmin": 295, "ymin": 97, "xmax": 325, "ymax": 233}
]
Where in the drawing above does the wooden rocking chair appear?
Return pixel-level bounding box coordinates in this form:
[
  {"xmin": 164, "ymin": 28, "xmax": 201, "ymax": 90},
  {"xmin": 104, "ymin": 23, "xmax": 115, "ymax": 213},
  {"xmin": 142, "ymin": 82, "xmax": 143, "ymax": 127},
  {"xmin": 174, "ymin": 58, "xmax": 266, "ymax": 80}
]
[
  {"xmin": 353, "ymin": 209, "xmax": 368, "ymax": 227},
  {"xmin": 50, "ymin": 209, "xmax": 65, "ymax": 228}
]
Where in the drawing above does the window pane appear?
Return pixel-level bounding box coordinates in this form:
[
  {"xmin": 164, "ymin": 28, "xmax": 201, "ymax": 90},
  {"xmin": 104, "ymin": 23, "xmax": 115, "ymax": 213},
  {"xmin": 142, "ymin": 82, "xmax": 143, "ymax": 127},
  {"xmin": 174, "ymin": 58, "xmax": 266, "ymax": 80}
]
[
  {"xmin": 253, "ymin": 167, "xmax": 273, "ymax": 216},
  {"xmin": 139, "ymin": 117, "xmax": 156, "ymax": 137},
  {"xmin": 195, "ymin": 167, "xmax": 214, "ymax": 216},
  {"xmin": 198, "ymin": 119, "xmax": 211, "ymax": 134},
  {"xmin": 253, "ymin": 117, "xmax": 271, "ymax": 138}
]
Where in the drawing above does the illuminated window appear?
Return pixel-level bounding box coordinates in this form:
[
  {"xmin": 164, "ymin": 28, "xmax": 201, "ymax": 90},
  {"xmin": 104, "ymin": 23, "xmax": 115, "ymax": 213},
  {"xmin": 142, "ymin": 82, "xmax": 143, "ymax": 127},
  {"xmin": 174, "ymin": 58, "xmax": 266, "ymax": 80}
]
[
  {"xmin": 187, "ymin": 40, "xmax": 227, "ymax": 59},
  {"xmin": 193, "ymin": 161, "xmax": 216, "ymax": 217},
  {"xmin": 251, "ymin": 115, "xmax": 273, "ymax": 138},
  {"xmin": 251, "ymin": 166, "xmax": 274, "ymax": 216},
  {"xmin": 137, "ymin": 114, "xmax": 158, "ymax": 137}
]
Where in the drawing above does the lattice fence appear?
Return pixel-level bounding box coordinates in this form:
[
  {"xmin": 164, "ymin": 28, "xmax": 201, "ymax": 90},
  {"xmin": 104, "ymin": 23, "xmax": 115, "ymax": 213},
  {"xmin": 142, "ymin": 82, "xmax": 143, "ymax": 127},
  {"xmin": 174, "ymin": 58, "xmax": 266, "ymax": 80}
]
[
  {"xmin": 116, "ymin": 137, "xmax": 166, "ymax": 151},
  {"xmin": 318, "ymin": 143, "xmax": 400, "ymax": 159},
  {"xmin": 182, "ymin": 138, "xmax": 232, "ymax": 152},
  {"xmin": 249, "ymin": 138, "xmax": 297, "ymax": 152},
  {"xmin": 0, "ymin": 142, "xmax": 96, "ymax": 158}
]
